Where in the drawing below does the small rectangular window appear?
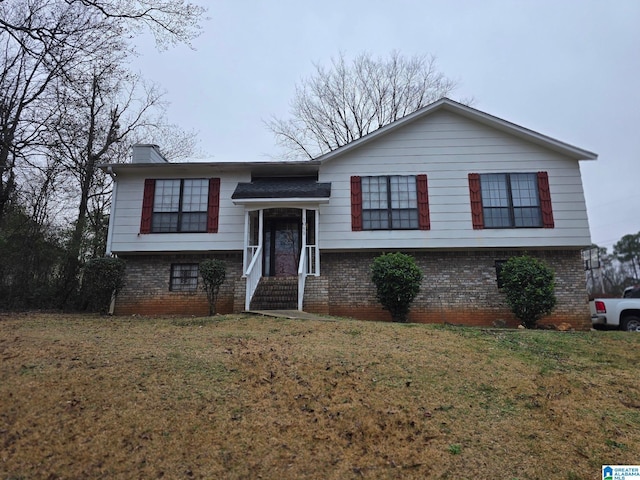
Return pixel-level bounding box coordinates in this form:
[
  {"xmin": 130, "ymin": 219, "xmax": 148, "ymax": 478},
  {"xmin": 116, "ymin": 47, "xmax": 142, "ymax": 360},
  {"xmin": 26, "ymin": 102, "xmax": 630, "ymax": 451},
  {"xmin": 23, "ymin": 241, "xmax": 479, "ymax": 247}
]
[{"xmin": 170, "ymin": 264, "xmax": 199, "ymax": 292}]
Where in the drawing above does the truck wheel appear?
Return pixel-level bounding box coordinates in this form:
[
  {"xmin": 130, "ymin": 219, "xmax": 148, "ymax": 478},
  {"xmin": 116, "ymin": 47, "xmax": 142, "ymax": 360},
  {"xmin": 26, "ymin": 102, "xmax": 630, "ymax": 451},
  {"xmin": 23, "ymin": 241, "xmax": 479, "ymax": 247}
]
[{"xmin": 621, "ymin": 316, "xmax": 640, "ymax": 332}]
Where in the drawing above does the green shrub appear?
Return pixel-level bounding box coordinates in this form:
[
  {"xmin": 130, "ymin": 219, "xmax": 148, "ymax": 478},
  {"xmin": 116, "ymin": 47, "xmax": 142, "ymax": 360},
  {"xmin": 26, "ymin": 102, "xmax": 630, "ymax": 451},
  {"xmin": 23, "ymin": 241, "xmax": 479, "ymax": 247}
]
[
  {"xmin": 500, "ymin": 255, "xmax": 556, "ymax": 328},
  {"xmin": 371, "ymin": 252, "xmax": 423, "ymax": 323},
  {"xmin": 200, "ymin": 258, "xmax": 226, "ymax": 315},
  {"xmin": 81, "ymin": 257, "xmax": 126, "ymax": 313}
]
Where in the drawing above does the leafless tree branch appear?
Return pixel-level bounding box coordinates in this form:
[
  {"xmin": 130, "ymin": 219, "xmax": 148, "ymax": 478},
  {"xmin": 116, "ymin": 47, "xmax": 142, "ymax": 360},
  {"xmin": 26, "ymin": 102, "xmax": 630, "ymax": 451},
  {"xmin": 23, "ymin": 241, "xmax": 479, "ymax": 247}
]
[{"xmin": 266, "ymin": 51, "xmax": 463, "ymax": 160}]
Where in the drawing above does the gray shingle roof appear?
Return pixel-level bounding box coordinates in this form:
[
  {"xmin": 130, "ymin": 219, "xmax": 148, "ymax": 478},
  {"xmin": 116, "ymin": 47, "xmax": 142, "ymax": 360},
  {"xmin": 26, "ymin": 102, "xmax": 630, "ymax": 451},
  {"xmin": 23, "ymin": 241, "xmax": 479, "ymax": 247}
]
[{"xmin": 232, "ymin": 177, "xmax": 331, "ymax": 199}]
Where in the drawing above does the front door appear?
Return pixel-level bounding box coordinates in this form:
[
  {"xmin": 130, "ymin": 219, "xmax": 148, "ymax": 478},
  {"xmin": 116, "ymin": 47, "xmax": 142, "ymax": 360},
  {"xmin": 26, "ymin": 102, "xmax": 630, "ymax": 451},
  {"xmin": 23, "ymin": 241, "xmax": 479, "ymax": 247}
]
[{"xmin": 264, "ymin": 217, "xmax": 301, "ymax": 277}]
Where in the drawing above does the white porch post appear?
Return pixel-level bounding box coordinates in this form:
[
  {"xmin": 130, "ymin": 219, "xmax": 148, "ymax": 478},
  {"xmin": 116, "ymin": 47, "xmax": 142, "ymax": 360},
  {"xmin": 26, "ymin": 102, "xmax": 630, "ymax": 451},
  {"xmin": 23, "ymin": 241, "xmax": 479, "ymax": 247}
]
[
  {"xmin": 315, "ymin": 207, "xmax": 320, "ymax": 276},
  {"xmin": 301, "ymin": 208, "xmax": 307, "ymax": 262},
  {"xmin": 242, "ymin": 209, "xmax": 264, "ymax": 276},
  {"xmin": 243, "ymin": 210, "xmax": 249, "ymax": 275},
  {"xmin": 258, "ymin": 209, "xmax": 264, "ymax": 254},
  {"xmin": 243, "ymin": 208, "xmax": 264, "ymax": 311}
]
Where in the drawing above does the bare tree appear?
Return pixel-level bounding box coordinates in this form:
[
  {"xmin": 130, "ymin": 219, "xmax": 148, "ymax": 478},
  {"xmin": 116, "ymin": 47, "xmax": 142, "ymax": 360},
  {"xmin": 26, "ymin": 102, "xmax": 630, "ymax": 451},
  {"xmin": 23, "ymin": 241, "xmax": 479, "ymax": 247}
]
[
  {"xmin": 124, "ymin": 124, "xmax": 201, "ymax": 162},
  {"xmin": 267, "ymin": 51, "xmax": 460, "ymax": 160},
  {"xmin": 0, "ymin": 0, "xmax": 204, "ymax": 307},
  {"xmin": 0, "ymin": 0, "xmax": 205, "ymax": 224},
  {"xmin": 46, "ymin": 57, "xmax": 175, "ymax": 301},
  {"xmin": 0, "ymin": 0, "xmax": 205, "ymax": 51},
  {"xmin": 0, "ymin": 1, "xmax": 93, "ymax": 221}
]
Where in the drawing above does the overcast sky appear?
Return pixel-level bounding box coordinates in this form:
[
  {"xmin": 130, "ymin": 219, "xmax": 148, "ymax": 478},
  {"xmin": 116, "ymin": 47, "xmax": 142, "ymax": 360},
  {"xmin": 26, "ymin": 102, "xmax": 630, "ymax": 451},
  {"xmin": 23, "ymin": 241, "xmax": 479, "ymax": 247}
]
[{"xmin": 135, "ymin": 0, "xmax": 640, "ymax": 252}]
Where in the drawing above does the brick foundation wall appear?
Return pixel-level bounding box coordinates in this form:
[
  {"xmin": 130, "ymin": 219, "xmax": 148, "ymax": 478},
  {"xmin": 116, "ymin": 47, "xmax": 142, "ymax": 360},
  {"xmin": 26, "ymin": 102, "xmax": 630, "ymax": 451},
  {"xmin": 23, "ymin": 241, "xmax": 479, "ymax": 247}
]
[
  {"xmin": 303, "ymin": 276, "xmax": 330, "ymax": 314},
  {"xmin": 114, "ymin": 253, "xmax": 243, "ymax": 316},
  {"xmin": 115, "ymin": 249, "xmax": 591, "ymax": 330},
  {"xmin": 310, "ymin": 249, "xmax": 591, "ymax": 330}
]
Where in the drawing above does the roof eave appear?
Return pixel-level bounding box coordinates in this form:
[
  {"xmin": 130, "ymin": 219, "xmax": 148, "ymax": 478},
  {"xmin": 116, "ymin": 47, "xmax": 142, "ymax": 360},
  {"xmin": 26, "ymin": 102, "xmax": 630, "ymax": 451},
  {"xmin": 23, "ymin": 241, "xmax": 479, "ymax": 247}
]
[
  {"xmin": 232, "ymin": 197, "xmax": 330, "ymax": 206},
  {"xmin": 99, "ymin": 159, "xmax": 322, "ymax": 175}
]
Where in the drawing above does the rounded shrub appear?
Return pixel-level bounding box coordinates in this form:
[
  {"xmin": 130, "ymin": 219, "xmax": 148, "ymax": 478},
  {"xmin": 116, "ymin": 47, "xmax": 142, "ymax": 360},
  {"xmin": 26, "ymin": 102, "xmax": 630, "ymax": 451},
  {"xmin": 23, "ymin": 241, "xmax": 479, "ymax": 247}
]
[
  {"xmin": 200, "ymin": 258, "xmax": 226, "ymax": 315},
  {"xmin": 500, "ymin": 255, "xmax": 556, "ymax": 328},
  {"xmin": 371, "ymin": 252, "xmax": 423, "ymax": 323}
]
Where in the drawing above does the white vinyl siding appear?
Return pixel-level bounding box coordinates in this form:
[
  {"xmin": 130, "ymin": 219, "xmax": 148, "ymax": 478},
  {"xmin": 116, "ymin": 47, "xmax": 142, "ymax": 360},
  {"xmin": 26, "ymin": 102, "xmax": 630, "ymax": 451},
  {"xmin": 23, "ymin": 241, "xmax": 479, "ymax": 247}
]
[
  {"xmin": 108, "ymin": 169, "xmax": 249, "ymax": 253},
  {"xmin": 318, "ymin": 109, "xmax": 591, "ymax": 249},
  {"xmin": 106, "ymin": 108, "xmax": 592, "ymax": 254}
]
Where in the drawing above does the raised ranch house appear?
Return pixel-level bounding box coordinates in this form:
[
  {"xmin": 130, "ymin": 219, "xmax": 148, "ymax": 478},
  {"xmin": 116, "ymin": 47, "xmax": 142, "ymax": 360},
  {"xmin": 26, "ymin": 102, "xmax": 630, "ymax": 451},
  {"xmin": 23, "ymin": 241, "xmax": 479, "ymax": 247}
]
[{"xmin": 101, "ymin": 98, "xmax": 597, "ymax": 329}]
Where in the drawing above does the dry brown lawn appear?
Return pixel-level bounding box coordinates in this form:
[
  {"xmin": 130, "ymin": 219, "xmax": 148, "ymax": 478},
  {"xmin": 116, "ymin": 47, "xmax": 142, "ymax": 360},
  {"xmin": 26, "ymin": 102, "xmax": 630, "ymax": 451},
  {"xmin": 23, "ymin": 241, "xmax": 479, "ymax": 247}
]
[{"xmin": 1, "ymin": 313, "xmax": 639, "ymax": 479}]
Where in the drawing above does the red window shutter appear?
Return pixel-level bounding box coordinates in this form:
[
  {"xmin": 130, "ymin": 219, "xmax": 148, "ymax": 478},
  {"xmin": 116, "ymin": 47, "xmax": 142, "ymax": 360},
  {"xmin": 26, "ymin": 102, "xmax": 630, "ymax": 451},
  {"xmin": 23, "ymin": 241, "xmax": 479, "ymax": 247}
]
[
  {"xmin": 350, "ymin": 176, "xmax": 362, "ymax": 231},
  {"xmin": 140, "ymin": 179, "xmax": 155, "ymax": 234},
  {"xmin": 468, "ymin": 173, "xmax": 484, "ymax": 229},
  {"xmin": 207, "ymin": 178, "xmax": 221, "ymax": 233},
  {"xmin": 416, "ymin": 174, "xmax": 430, "ymax": 230},
  {"xmin": 537, "ymin": 171, "xmax": 554, "ymax": 228}
]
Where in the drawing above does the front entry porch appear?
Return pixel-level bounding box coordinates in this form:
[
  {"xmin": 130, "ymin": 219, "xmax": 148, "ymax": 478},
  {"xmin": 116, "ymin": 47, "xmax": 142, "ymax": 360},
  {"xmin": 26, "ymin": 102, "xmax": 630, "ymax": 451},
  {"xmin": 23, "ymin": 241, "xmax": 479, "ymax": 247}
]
[
  {"xmin": 242, "ymin": 207, "xmax": 320, "ymax": 311},
  {"xmin": 231, "ymin": 175, "xmax": 330, "ymax": 311}
]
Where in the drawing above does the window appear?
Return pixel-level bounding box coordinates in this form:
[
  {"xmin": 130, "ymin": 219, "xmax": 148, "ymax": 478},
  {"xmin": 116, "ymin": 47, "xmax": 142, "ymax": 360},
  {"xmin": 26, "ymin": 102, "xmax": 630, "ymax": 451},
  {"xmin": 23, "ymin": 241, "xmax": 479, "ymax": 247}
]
[
  {"xmin": 140, "ymin": 178, "xmax": 220, "ymax": 234},
  {"xmin": 468, "ymin": 172, "xmax": 554, "ymax": 229},
  {"xmin": 153, "ymin": 179, "xmax": 208, "ymax": 232},
  {"xmin": 170, "ymin": 264, "xmax": 199, "ymax": 291},
  {"xmin": 351, "ymin": 175, "xmax": 430, "ymax": 231},
  {"xmin": 362, "ymin": 176, "xmax": 417, "ymax": 229},
  {"xmin": 481, "ymin": 173, "xmax": 541, "ymax": 228}
]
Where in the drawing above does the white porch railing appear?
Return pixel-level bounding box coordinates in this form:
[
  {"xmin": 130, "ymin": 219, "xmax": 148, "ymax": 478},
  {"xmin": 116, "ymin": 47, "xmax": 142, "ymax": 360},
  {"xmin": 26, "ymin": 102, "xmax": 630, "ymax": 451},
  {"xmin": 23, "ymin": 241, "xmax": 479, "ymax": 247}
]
[
  {"xmin": 305, "ymin": 245, "xmax": 317, "ymax": 275},
  {"xmin": 297, "ymin": 246, "xmax": 307, "ymax": 311},
  {"xmin": 245, "ymin": 245, "xmax": 263, "ymax": 311},
  {"xmin": 245, "ymin": 245, "xmax": 259, "ymax": 271},
  {"xmin": 297, "ymin": 244, "xmax": 318, "ymax": 310}
]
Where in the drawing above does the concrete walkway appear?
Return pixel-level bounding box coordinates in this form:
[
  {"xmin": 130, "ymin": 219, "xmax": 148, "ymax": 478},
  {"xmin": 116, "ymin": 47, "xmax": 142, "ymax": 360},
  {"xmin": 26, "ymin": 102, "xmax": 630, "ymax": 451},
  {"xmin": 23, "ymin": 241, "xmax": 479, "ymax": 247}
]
[{"xmin": 246, "ymin": 310, "xmax": 337, "ymax": 322}]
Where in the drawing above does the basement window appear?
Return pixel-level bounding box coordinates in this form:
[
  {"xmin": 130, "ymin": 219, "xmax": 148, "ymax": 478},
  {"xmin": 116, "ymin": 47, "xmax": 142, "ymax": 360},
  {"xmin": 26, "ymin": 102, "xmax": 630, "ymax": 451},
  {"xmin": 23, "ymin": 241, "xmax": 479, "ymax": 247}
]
[{"xmin": 170, "ymin": 264, "xmax": 199, "ymax": 292}]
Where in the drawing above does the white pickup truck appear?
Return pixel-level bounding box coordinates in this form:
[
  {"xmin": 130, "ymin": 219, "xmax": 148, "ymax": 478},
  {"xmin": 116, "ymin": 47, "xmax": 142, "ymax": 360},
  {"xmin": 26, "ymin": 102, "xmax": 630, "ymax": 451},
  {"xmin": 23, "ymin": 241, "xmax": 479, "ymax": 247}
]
[{"xmin": 591, "ymin": 286, "xmax": 640, "ymax": 331}]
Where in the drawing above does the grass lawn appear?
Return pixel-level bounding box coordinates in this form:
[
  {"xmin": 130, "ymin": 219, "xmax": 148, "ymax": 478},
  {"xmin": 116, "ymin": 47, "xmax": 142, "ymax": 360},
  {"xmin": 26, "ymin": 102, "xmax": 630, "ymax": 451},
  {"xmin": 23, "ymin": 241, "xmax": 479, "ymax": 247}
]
[{"xmin": 1, "ymin": 313, "xmax": 639, "ymax": 479}]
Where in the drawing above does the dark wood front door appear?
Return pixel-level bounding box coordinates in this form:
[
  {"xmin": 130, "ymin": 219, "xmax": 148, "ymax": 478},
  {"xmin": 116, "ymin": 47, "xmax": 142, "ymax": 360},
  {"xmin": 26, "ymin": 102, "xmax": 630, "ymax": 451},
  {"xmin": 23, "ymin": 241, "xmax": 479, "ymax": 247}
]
[{"xmin": 264, "ymin": 219, "xmax": 300, "ymax": 276}]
